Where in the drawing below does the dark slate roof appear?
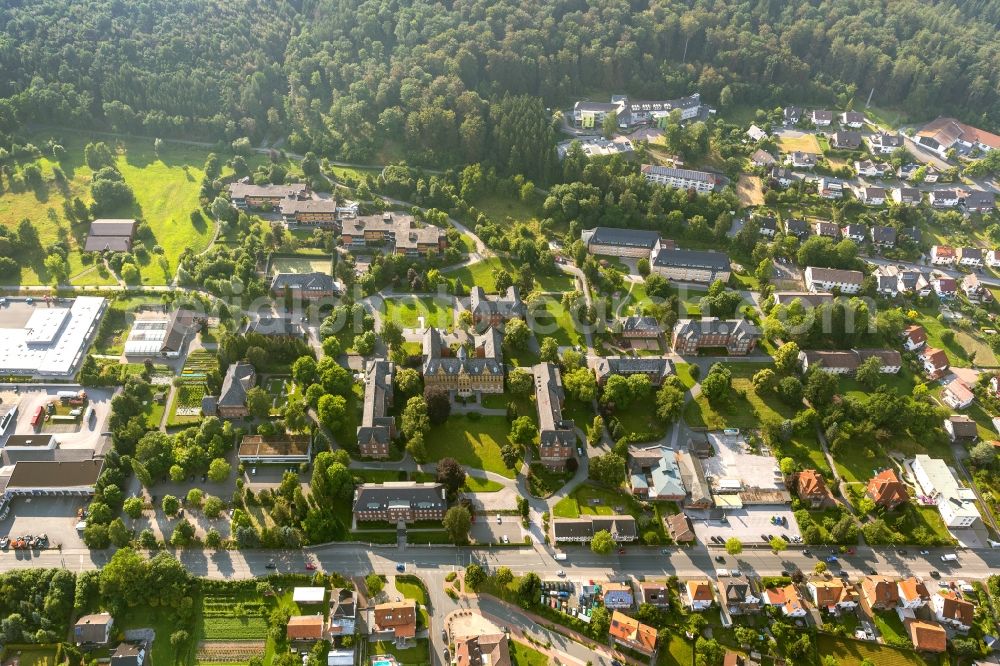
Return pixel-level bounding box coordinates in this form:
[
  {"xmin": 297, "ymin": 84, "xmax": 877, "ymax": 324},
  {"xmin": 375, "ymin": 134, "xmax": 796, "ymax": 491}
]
[
  {"xmin": 469, "ymin": 285, "xmax": 525, "ymax": 319},
  {"xmin": 162, "ymin": 309, "xmax": 198, "ymax": 352},
  {"xmin": 422, "ymin": 327, "xmax": 504, "ymax": 377},
  {"xmin": 219, "ymin": 363, "xmax": 255, "ymax": 407},
  {"xmin": 651, "ymin": 248, "xmax": 730, "ymax": 271},
  {"xmin": 620, "ymin": 316, "xmax": 662, "ymax": 335},
  {"xmin": 582, "ymin": 227, "xmax": 661, "ymax": 250},
  {"xmin": 672, "ymin": 318, "xmax": 761, "ymax": 345},
  {"xmin": 358, "ymin": 359, "xmax": 395, "ymax": 447},
  {"xmin": 784, "ymin": 219, "xmax": 810, "ymax": 237},
  {"xmin": 353, "ymin": 483, "xmax": 446, "ymax": 513},
  {"xmin": 552, "ymin": 515, "xmax": 637, "ymax": 540},
  {"xmin": 755, "ymin": 216, "xmax": 778, "ymax": 232},
  {"xmin": 271, "ymin": 271, "xmax": 340, "ymax": 294},
  {"xmin": 111, "ymin": 643, "xmax": 145, "ymax": 666},
  {"xmin": 534, "ymin": 362, "xmax": 576, "ymax": 448}
]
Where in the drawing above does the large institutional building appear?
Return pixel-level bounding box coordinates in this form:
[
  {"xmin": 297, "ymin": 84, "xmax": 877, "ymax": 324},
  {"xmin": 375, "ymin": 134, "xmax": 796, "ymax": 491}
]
[{"xmin": 422, "ymin": 328, "xmax": 505, "ymax": 395}]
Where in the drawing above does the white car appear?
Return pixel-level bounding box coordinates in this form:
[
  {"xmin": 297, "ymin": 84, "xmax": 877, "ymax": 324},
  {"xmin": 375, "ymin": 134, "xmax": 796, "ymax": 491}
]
[{"xmin": 556, "ymin": 570, "xmax": 566, "ymax": 577}]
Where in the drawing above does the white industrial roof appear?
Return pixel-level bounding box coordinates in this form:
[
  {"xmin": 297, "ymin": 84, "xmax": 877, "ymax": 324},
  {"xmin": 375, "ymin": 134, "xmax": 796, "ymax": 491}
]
[
  {"xmin": 292, "ymin": 587, "xmax": 325, "ymax": 603},
  {"xmin": 123, "ymin": 318, "xmax": 169, "ymax": 356},
  {"xmin": 0, "ymin": 297, "xmax": 105, "ymax": 376}
]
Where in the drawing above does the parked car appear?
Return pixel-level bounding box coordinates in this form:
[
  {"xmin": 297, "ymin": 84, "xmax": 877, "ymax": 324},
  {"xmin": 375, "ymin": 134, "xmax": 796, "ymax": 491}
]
[
  {"xmin": 265, "ymin": 562, "xmax": 277, "ymax": 570},
  {"xmin": 396, "ymin": 563, "xmax": 405, "ymax": 572}
]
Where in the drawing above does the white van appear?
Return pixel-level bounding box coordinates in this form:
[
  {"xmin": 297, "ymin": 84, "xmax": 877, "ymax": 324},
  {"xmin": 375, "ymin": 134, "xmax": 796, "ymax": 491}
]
[
  {"xmin": 715, "ymin": 568, "xmax": 730, "ymax": 577},
  {"xmin": 554, "ymin": 553, "xmax": 567, "ymax": 561},
  {"xmin": 940, "ymin": 553, "xmax": 958, "ymax": 562}
]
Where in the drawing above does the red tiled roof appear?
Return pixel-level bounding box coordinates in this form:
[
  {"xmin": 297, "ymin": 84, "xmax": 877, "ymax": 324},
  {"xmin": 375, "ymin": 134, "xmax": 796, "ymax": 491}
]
[
  {"xmin": 908, "ymin": 620, "xmax": 947, "ymax": 653},
  {"xmin": 797, "ymin": 470, "xmax": 827, "ymax": 497},
  {"xmin": 866, "ymin": 469, "xmax": 909, "ymax": 508}
]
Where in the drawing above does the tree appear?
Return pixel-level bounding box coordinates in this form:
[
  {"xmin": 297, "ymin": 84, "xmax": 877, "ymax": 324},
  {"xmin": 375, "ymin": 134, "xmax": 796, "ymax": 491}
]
[
  {"xmin": 590, "ymin": 606, "xmax": 611, "ymax": 637},
  {"xmin": 406, "ymin": 433, "xmax": 427, "ymax": 462},
  {"xmin": 601, "ymin": 374, "xmax": 632, "ymax": 407},
  {"xmin": 203, "ymin": 496, "xmax": 225, "ymax": 518},
  {"xmin": 970, "ymin": 441, "xmax": 997, "ymax": 468},
  {"xmin": 510, "ymin": 416, "xmax": 538, "ymax": 445},
  {"xmin": 563, "ymin": 367, "xmax": 598, "ymax": 402},
  {"xmin": 381, "ymin": 321, "xmax": 404, "ymax": 350},
  {"xmin": 170, "ymin": 519, "xmax": 195, "ymax": 547},
  {"xmin": 539, "ymin": 337, "xmax": 560, "ymax": 363},
  {"xmin": 590, "ymin": 529, "xmax": 614, "ymax": 554},
  {"xmin": 123, "ymin": 497, "xmax": 144, "ymax": 519},
  {"xmin": 701, "ymin": 366, "xmax": 731, "ymax": 403},
  {"xmin": 752, "ymin": 368, "xmax": 776, "ymax": 392},
  {"xmin": 161, "ymin": 495, "xmax": 180, "ymax": 516},
  {"xmin": 353, "ymin": 331, "xmax": 376, "ymax": 356},
  {"xmin": 495, "ymin": 566, "xmax": 514, "ymax": 586},
  {"xmin": 503, "ymin": 318, "xmax": 530, "ymax": 350},
  {"xmin": 464, "ymin": 563, "xmax": 487, "ymax": 590},
  {"xmin": 589, "ymin": 453, "xmax": 625, "ymax": 486},
  {"xmin": 395, "ymin": 368, "xmax": 422, "ymax": 397},
  {"xmin": 205, "ymin": 529, "xmax": 222, "ymax": 549},
  {"xmin": 246, "ymin": 386, "xmax": 272, "ymax": 419},
  {"xmin": 507, "ymin": 368, "xmax": 533, "ymax": 397},
  {"xmin": 500, "ymin": 444, "xmax": 519, "ymax": 469},
  {"xmin": 725, "ymin": 537, "xmax": 743, "ymax": 556},
  {"xmin": 365, "ymin": 574, "xmax": 384, "ymax": 597},
  {"xmin": 108, "ymin": 518, "xmax": 131, "ymax": 547},
  {"xmin": 443, "ymin": 506, "xmax": 472, "ymax": 544},
  {"xmin": 773, "ymin": 341, "xmax": 801, "ymax": 375},
  {"xmin": 292, "ymin": 356, "xmax": 317, "ymax": 386},
  {"xmin": 655, "ymin": 384, "xmax": 684, "ymax": 423},
  {"xmin": 855, "ymin": 355, "xmax": 882, "ymax": 389},
  {"xmin": 401, "ymin": 396, "xmax": 430, "ymax": 439},
  {"xmin": 804, "ymin": 370, "xmax": 838, "ymax": 407},
  {"xmin": 186, "ymin": 488, "xmax": 204, "ymax": 508},
  {"xmin": 769, "ymin": 536, "xmax": 788, "ymax": 553},
  {"xmin": 436, "ymin": 458, "xmax": 466, "ymax": 496},
  {"xmin": 814, "ymin": 561, "xmax": 828, "ymax": 574},
  {"xmin": 779, "ymin": 457, "xmax": 797, "ymax": 476},
  {"xmin": 424, "ymin": 388, "xmax": 451, "ymax": 425},
  {"xmin": 317, "ymin": 394, "xmax": 347, "ymax": 432},
  {"xmin": 208, "ymin": 458, "xmax": 231, "ymax": 482},
  {"xmin": 516, "ymin": 572, "xmax": 541, "ymax": 607}
]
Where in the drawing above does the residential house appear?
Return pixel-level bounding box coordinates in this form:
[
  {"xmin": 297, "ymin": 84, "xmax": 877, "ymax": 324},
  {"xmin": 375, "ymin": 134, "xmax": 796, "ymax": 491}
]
[
  {"xmin": 552, "ymin": 515, "xmax": 638, "ymax": 543},
  {"xmin": 751, "ymin": 149, "xmax": 776, "ymax": 167},
  {"xmin": 228, "ymin": 182, "xmax": 308, "ymax": 209},
  {"xmin": 933, "ymin": 591, "xmax": 974, "ymax": 632},
  {"xmin": 784, "ymin": 218, "xmax": 810, "ymax": 238},
  {"xmin": 357, "ymin": 359, "xmax": 395, "ymax": 458},
  {"xmin": 609, "ymin": 612, "xmax": 658, "ymax": 656},
  {"xmin": 907, "ymin": 620, "xmax": 948, "ymax": 653},
  {"xmin": 817, "ymin": 179, "xmax": 844, "ymax": 199},
  {"xmin": 804, "ymin": 266, "xmax": 864, "ymax": 294},
  {"xmin": 859, "ymin": 186, "xmax": 887, "ymax": 206},
  {"xmin": 279, "ymin": 198, "xmax": 340, "ymax": 227},
  {"xmin": 756, "ymin": 215, "xmax": 778, "ymax": 237},
  {"xmin": 371, "ymin": 600, "xmax": 417, "ymax": 641},
  {"xmin": 110, "ymin": 643, "xmax": 147, "ymax": 666},
  {"xmin": 638, "ymin": 582, "xmax": 671, "ymax": 607},
  {"xmin": 841, "ymin": 224, "xmax": 866, "ymax": 242},
  {"xmin": 893, "ymin": 187, "xmax": 922, "ymax": 205},
  {"xmin": 813, "ymin": 221, "xmax": 840, "ymax": 238},
  {"xmin": 671, "ymin": 318, "xmax": 761, "ymax": 355},
  {"xmin": 899, "ymin": 163, "xmax": 939, "ymax": 182},
  {"xmin": 452, "ymin": 631, "xmax": 511, "ymax": 666},
  {"xmin": 628, "ymin": 445, "xmax": 685, "ymax": 501},
  {"xmin": 868, "ymin": 132, "xmax": 904, "ymax": 154},
  {"xmin": 912, "ymin": 454, "xmax": 983, "ymax": 529},
  {"xmin": 876, "ymin": 273, "xmax": 899, "ymax": 297},
  {"xmin": 469, "ymin": 286, "xmax": 524, "ymax": 328},
  {"xmin": 287, "ymin": 615, "xmax": 325, "ymax": 641},
  {"xmin": 271, "ymin": 272, "xmax": 341, "ymax": 301},
  {"xmin": 841, "ymin": 111, "xmax": 865, "ymax": 127},
  {"xmin": 783, "ymin": 106, "xmax": 803, "ymax": 125},
  {"xmin": 328, "ymin": 588, "xmax": 357, "ymax": 637},
  {"xmin": 855, "ymin": 160, "xmax": 893, "ymax": 178},
  {"xmin": 770, "ymin": 167, "xmax": 796, "ymax": 187},
  {"xmin": 340, "ymin": 212, "xmax": 447, "ymax": 256},
  {"xmin": 764, "ymin": 585, "xmax": 807, "ymax": 618},
  {"xmin": 422, "ymin": 327, "xmax": 505, "ymax": 395},
  {"xmin": 933, "ymin": 276, "xmax": 957, "ymax": 299},
  {"xmin": 809, "ymin": 579, "xmax": 859, "ymax": 612},
  {"xmin": 588, "ymin": 356, "xmax": 672, "ymax": 387},
  {"xmin": 930, "ymin": 245, "xmax": 956, "ymax": 265},
  {"xmin": 987, "ymin": 250, "xmax": 1000, "ymax": 268},
  {"xmin": 798, "ymin": 349, "xmax": 902, "ymax": 375},
  {"xmin": 811, "ymin": 110, "xmax": 833, "ymax": 126},
  {"xmin": 581, "ymin": 227, "xmax": 663, "ymax": 258},
  {"xmin": 965, "ymin": 191, "xmax": 996, "ymax": 214},
  {"xmin": 602, "ymin": 582, "xmax": 635, "ymax": 610},
  {"xmin": 916, "ymin": 116, "xmax": 1000, "ymax": 157},
  {"xmin": 963, "ymin": 274, "xmax": 989, "ymax": 302},
  {"xmin": 929, "ymin": 190, "xmax": 960, "ymax": 208},
  {"xmin": 944, "ymin": 414, "xmax": 978, "ymax": 441},
  {"xmin": 649, "ymin": 247, "xmax": 731, "ymax": 284},
  {"xmin": 665, "ymin": 513, "xmax": 695, "ymax": 543},
  {"xmin": 685, "ymin": 580, "xmax": 715, "ymax": 611},
  {"xmin": 216, "ymin": 362, "xmax": 256, "ymax": 418},
  {"xmin": 789, "ymin": 151, "xmax": 818, "ymax": 168},
  {"xmin": 74, "ymin": 613, "xmax": 114, "ymax": 646},
  {"xmin": 920, "ymin": 347, "xmax": 950, "ymax": 379},
  {"xmin": 898, "ymin": 578, "xmax": 931, "ymax": 609},
  {"xmin": 866, "ymin": 469, "xmax": 909, "ymax": 510},
  {"xmin": 533, "ymin": 362, "xmax": 576, "ymax": 469},
  {"xmin": 871, "ymin": 225, "xmax": 896, "ymax": 247},
  {"xmin": 641, "ymin": 164, "xmax": 717, "ymax": 193},
  {"xmin": 747, "ymin": 125, "xmax": 768, "ymax": 142},
  {"xmin": 718, "ymin": 578, "xmax": 761, "ymax": 617},
  {"xmin": 862, "ymin": 576, "xmax": 900, "ymax": 611},
  {"xmin": 831, "ymin": 130, "xmax": 862, "ymax": 149},
  {"xmin": 957, "ymin": 247, "xmax": 984, "ymax": 267},
  {"xmin": 797, "ymin": 469, "xmax": 831, "ymax": 508},
  {"xmin": 352, "ymin": 483, "xmax": 447, "ymax": 523},
  {"xmin": 617, "ymin": 315, "xmax": 663, "ymax": 340}
]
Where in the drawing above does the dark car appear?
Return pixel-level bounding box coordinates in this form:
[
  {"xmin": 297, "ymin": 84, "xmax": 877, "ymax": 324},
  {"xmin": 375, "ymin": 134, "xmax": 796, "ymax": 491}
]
[
  {"xmin": 441, "ymin": 630, "xmax": 448, "ymax": 641},
  {"xmin": 929, "ymin": 570, "xmax": 940, "ymax": 578},
  {"xmin": 265, "ymin": 562, "xmax": 277, "ymax": 570},
  {"xmin": 715, "ymin": 556, "xmax": 725, "ymax": 563},
  {"xmin": 802, "ymin": 549, "xmax": 811, "ymax": 556}
]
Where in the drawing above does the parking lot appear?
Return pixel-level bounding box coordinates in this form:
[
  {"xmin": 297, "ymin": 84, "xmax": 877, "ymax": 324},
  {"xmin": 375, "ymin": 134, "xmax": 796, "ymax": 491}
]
[
  {"xmin": 1, "ymin": 387, "xmax": 113, "ymax": 449},
  {"xmin": 0, "ymin": 496, "xmax": 89, "ymax": 550},
  {"xmin": 688, "ymin": 505, "xmax": 802, "ymax": 545},
  {"xmin": 470, "ymin": 515, "xmax": 526, "ymax": 545}
]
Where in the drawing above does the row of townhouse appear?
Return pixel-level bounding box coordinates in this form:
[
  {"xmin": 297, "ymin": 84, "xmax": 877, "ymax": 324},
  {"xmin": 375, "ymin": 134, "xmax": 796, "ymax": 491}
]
[
  {"xmin": 783, "ymin": 107, "xmax": 865, "ymax": 128},
  {"xmin": 930, "ymin": 245, "xmax": 983, "ymax": 266}
]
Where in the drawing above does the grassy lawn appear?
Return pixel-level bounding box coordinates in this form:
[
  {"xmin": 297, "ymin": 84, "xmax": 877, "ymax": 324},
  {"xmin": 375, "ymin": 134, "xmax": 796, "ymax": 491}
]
[
  {"xmin": 610, "ymin": 401, "xmax": 666, "ymax": 442},
  {"xmin": 463, "ymin": 476, "xmax": 504, "ymax": 492},
  {"xmin": 424, "ymin": 415, "xmax": 519, "ymax": 478},
  {"xmin": 120, "ymin": 605, "xmax": 197, "ymax": 666},
  {"xmin": 872, "ymin": 610, "xmax": 908, "ymax": 644},
  {"xmin": 449, "ymin": 256, "xmax": 574, "ymax": 293},
  {"xmin": 383, "ymin": 295, "xmax": 455, "ymax": 330},
  {"xmin": 830, "ymin": 438, "xmax": 893, "ymax": 483},
  {"xmin": 675, "ymin": 363, "xmax": 698, "ymax": 390},
  {"xmin": 371, "ymin": 639, "xmax": 430, "ymax": 666},
  {"xmin": 887, "ymin": 503, "xmax": 956, "ymax": 546},
  {"xmin": 914, "ymin": 307, "xmax": 998, "ymax": 368},
  {"xmin": 1, "ymin": 645, "xmax": 59, "ymax": 666},
  {"xmin": 394, "ymin": 575, "xmax": 429, "ymax": 605},
  {"xmin": 815, "ymin": 635, "xmax": 926, "ymax": 666},
  {"xmin": 777, "ymin": 134, "xmax": 821, "ymax": 154},
  {"xmin": 657, "ymin": 633, "xmax": 695, "ymax": 666},
  {"xmin": 527, "ymin": 298, "xmax": 581, "ymax": 347},
  {"xmin": 474, "ymin": 194, "xmax": 538, "ymax": 225},
  {"xmin": 509, "ymin": 641, "xmax": 549, "ymax": 666},
  {"xmin": 550, "ymin": 482, "xmax": 660, "ymax": 541},
  {"xmin": 269, "ymin": 255, "xmax": 332, "ymax": 275},
  {"xmin": 527, "ymin": 462, "xmax": 573, "ymax": 497},
  {"xmin": 838, "ymin": 367, "xmax": 918, "ymax": 400}
]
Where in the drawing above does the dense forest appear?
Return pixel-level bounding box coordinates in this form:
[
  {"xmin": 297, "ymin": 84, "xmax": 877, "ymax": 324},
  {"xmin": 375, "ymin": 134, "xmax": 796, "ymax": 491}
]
[{"xmin": 0, "ymin": 0, "xmax": 998, "ymax": 169}]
